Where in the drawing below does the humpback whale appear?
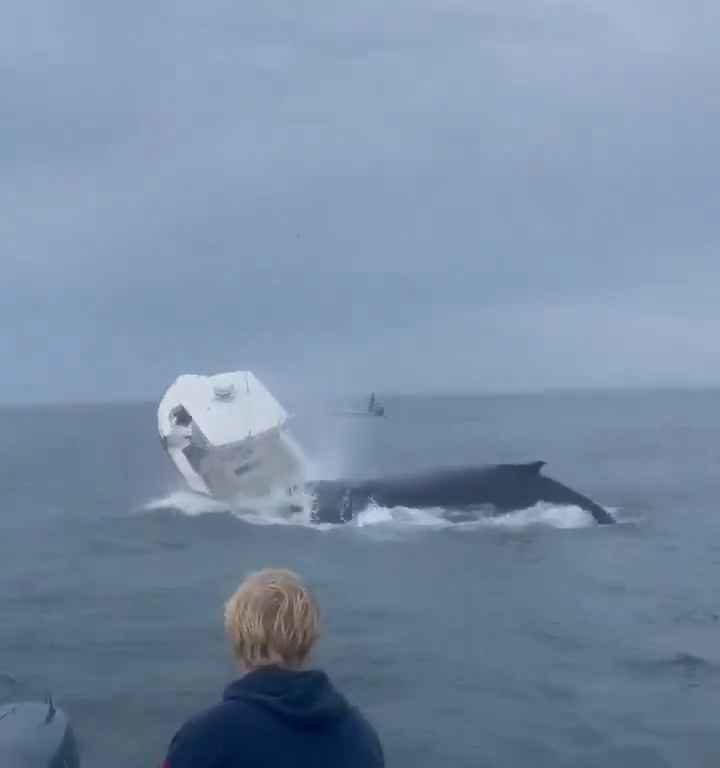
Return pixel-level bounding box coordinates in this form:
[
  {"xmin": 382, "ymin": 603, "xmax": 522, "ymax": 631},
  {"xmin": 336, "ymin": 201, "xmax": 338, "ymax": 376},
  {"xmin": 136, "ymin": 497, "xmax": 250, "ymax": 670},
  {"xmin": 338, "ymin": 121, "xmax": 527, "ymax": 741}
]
[
  {"xmin": 308, "ymin": 461, "xmax": 615, "ymax": 525},
  {"xmin": 157, "ymin": 371, "xmax": 613, "ymax": 526}
]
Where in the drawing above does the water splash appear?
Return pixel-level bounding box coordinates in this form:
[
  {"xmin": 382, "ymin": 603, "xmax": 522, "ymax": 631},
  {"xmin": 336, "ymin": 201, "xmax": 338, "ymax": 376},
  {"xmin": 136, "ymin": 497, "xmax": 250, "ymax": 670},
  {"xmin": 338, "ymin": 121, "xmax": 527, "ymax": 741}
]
[{"xmin": 142, "ymin": 490, "xmax": 601, "ymax": 532}]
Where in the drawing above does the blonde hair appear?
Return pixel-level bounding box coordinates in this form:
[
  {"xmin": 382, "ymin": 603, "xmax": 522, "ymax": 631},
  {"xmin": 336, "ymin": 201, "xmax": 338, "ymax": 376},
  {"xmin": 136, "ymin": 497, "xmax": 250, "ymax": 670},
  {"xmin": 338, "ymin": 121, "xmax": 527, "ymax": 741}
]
[{"xmin": 224, "ymin": 569, "xmax": 320, "ymax": 669}]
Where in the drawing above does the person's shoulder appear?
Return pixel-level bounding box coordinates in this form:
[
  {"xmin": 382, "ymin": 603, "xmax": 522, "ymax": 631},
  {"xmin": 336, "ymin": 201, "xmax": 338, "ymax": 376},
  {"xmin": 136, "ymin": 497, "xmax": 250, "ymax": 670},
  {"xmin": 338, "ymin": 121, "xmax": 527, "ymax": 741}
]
[
  {"xmin": 342, "ymin": 705, "xmax": 385, "ymax": 765},
  {"xmin": 164, "ymin": 700, "xmax": 256, "ymax": 768}
]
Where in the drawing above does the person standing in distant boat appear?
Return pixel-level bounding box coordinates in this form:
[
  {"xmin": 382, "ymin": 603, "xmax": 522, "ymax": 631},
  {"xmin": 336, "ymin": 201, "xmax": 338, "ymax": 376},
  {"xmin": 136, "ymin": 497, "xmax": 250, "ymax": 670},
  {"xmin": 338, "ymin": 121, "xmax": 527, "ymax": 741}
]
[{"xmin": 162, "ymin": 569, "xmax": 384, "ymax": 768}]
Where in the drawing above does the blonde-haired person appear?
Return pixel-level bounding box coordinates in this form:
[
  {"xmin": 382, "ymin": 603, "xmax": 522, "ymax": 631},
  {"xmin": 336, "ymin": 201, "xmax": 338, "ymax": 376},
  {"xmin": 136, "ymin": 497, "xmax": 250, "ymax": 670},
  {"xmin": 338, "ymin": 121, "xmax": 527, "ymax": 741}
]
[{"xmin": 162, "ymin": 569, "xmax": 384, "ymax": 768}]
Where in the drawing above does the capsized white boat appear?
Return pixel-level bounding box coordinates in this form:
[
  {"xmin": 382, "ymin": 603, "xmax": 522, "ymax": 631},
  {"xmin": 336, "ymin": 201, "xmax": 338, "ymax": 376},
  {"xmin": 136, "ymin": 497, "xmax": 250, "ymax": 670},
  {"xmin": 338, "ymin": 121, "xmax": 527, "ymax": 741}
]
[{"xmin": 158, "ymin": 371, "xmax": 307, "ymax": 499}]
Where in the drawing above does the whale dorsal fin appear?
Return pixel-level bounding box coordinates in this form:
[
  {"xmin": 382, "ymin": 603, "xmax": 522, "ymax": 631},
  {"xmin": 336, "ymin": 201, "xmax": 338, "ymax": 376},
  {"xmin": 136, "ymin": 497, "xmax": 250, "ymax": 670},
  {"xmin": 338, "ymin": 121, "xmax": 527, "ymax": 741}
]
[{"xmin": 516, "ymin": 461, "xmax": 546, "ymax": 474}]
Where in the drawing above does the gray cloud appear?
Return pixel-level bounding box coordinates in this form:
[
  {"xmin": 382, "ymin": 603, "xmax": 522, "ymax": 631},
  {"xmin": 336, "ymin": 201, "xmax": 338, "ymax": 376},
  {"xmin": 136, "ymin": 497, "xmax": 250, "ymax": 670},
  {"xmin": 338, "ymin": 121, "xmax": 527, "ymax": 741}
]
[{"xmin": 2, "ymin": 0, "xmax": 719, "ymax": 402}]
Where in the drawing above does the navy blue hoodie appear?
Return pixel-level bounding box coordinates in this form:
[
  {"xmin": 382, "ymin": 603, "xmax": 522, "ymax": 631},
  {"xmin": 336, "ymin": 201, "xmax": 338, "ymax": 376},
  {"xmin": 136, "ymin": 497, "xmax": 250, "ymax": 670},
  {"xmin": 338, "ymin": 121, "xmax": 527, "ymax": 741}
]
[{"xmin": 163, "ymin": 667, "xmax": 384, "ymax": 768}]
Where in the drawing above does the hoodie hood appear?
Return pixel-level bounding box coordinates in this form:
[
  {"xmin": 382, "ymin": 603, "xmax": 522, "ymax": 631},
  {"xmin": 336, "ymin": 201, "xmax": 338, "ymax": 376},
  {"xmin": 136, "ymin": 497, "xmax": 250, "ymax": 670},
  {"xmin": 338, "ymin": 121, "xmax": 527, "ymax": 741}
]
[{"xmin": 223, "ymin": 667, "xmax": 350, "ymax": 730}]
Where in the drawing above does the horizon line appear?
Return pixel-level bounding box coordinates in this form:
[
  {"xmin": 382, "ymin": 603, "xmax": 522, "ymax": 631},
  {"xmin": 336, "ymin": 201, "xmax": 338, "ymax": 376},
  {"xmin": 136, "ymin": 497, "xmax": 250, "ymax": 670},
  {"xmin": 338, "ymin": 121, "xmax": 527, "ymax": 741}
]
[{"xmin": 1, "ymin": 382, "xmax": 719, "ymax": 409}]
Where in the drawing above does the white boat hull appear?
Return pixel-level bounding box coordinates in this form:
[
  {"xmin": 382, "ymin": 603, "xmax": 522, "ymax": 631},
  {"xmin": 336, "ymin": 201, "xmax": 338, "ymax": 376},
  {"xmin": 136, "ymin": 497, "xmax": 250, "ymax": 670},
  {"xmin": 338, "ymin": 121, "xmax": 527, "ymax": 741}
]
[{"xmin": 158, "ymin": 371, "xmax": 307, "ymax": 500}]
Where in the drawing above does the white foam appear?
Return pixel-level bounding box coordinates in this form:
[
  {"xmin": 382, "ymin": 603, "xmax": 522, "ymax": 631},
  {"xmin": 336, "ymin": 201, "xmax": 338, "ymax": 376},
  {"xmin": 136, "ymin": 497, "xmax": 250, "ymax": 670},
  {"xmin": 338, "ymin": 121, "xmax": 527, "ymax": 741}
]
[
  {"xmin": 475, "ymin": 503, "xmax": 595, "ymax": 529},
  {"xmin": 143, "ymin": 490, "xmax": 228, "ymax": 517},
  {"xmin": 353, "ymin": 503, "xmax": 450, "ymax": 528},
  {"xmin": 142, "ymin": 491, "xmax": 600, "ymax": 533},
  {"xmin": 353, "ymin": 502, "xmax": 596, "ymax": 531}
]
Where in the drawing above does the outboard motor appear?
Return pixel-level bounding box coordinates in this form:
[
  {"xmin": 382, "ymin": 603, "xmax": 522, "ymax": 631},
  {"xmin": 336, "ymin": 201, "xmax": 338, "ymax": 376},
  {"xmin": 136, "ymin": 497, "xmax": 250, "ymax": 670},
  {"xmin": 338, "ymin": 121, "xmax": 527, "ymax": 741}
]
[{"xmin": 0, "ymin": 697, "xmax": 79, "ymax": 767}]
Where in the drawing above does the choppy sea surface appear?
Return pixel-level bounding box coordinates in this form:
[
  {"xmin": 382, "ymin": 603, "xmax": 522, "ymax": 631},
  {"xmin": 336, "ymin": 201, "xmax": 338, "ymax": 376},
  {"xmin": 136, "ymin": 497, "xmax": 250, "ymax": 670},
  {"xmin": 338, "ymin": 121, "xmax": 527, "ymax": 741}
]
[{"xmin": 2, "ymin": 389, "xmax": 720, "ymax": 767}]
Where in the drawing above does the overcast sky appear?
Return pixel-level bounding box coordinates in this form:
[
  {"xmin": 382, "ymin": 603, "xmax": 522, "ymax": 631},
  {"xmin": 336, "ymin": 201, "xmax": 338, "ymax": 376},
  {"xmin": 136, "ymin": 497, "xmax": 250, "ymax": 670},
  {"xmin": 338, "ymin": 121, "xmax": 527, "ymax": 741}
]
[{"xmin": 2, "ymin": 0, "xmax": 719, "ymax": 403}]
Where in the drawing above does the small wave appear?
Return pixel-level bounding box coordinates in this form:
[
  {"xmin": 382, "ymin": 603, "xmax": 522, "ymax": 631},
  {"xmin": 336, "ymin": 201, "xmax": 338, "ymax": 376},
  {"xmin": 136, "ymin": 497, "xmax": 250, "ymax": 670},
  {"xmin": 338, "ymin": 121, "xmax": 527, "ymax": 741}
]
[
  {"xmin": 353, "ymin": 504, "xmax": 450, "ymax": 529},
  {"xmin": 621, "ymin": 651, "xmax": 720, "ymax": 688},
  {"xmin": 353, "ymin": 502, "xmax": 595, "ymax": 531},
  {"xmin": 476, "ymin": 503, "xmax": 595, "ymax": 530},
  {"xmin": 143, "ymin": 490, "xmax": 228, "ymax": 517},
  {"xmin": 143, "ymin": 491, "xmax": 598, "ymax": 533}
]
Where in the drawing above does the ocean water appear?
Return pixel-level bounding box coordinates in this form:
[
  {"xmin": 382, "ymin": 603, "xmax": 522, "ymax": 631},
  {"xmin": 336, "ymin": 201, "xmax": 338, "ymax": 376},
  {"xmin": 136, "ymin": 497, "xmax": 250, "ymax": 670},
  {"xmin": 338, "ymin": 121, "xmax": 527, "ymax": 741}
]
[{"xmin": 2, "ymin": 390, "xmax": 720, "ymax": 767}]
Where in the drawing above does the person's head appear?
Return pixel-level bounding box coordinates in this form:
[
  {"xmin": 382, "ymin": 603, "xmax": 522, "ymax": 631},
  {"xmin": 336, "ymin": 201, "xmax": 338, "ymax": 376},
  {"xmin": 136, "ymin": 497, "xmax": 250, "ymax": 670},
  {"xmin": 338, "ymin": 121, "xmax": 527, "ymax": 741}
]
[{"xmin": 224, "ymin": 568, "xmax": 320, "ymax": 671}]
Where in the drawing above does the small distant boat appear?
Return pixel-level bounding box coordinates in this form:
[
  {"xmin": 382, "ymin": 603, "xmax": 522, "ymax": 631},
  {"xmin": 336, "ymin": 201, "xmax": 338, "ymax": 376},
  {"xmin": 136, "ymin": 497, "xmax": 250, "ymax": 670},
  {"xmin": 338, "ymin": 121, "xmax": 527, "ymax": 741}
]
[
  {"xmin": 336, "ymin": 393, "xmax": 386, "ymax": 418},
  {"xmin": 367, "ymin": 392, "xmax": 385, "ymax": 417}
]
